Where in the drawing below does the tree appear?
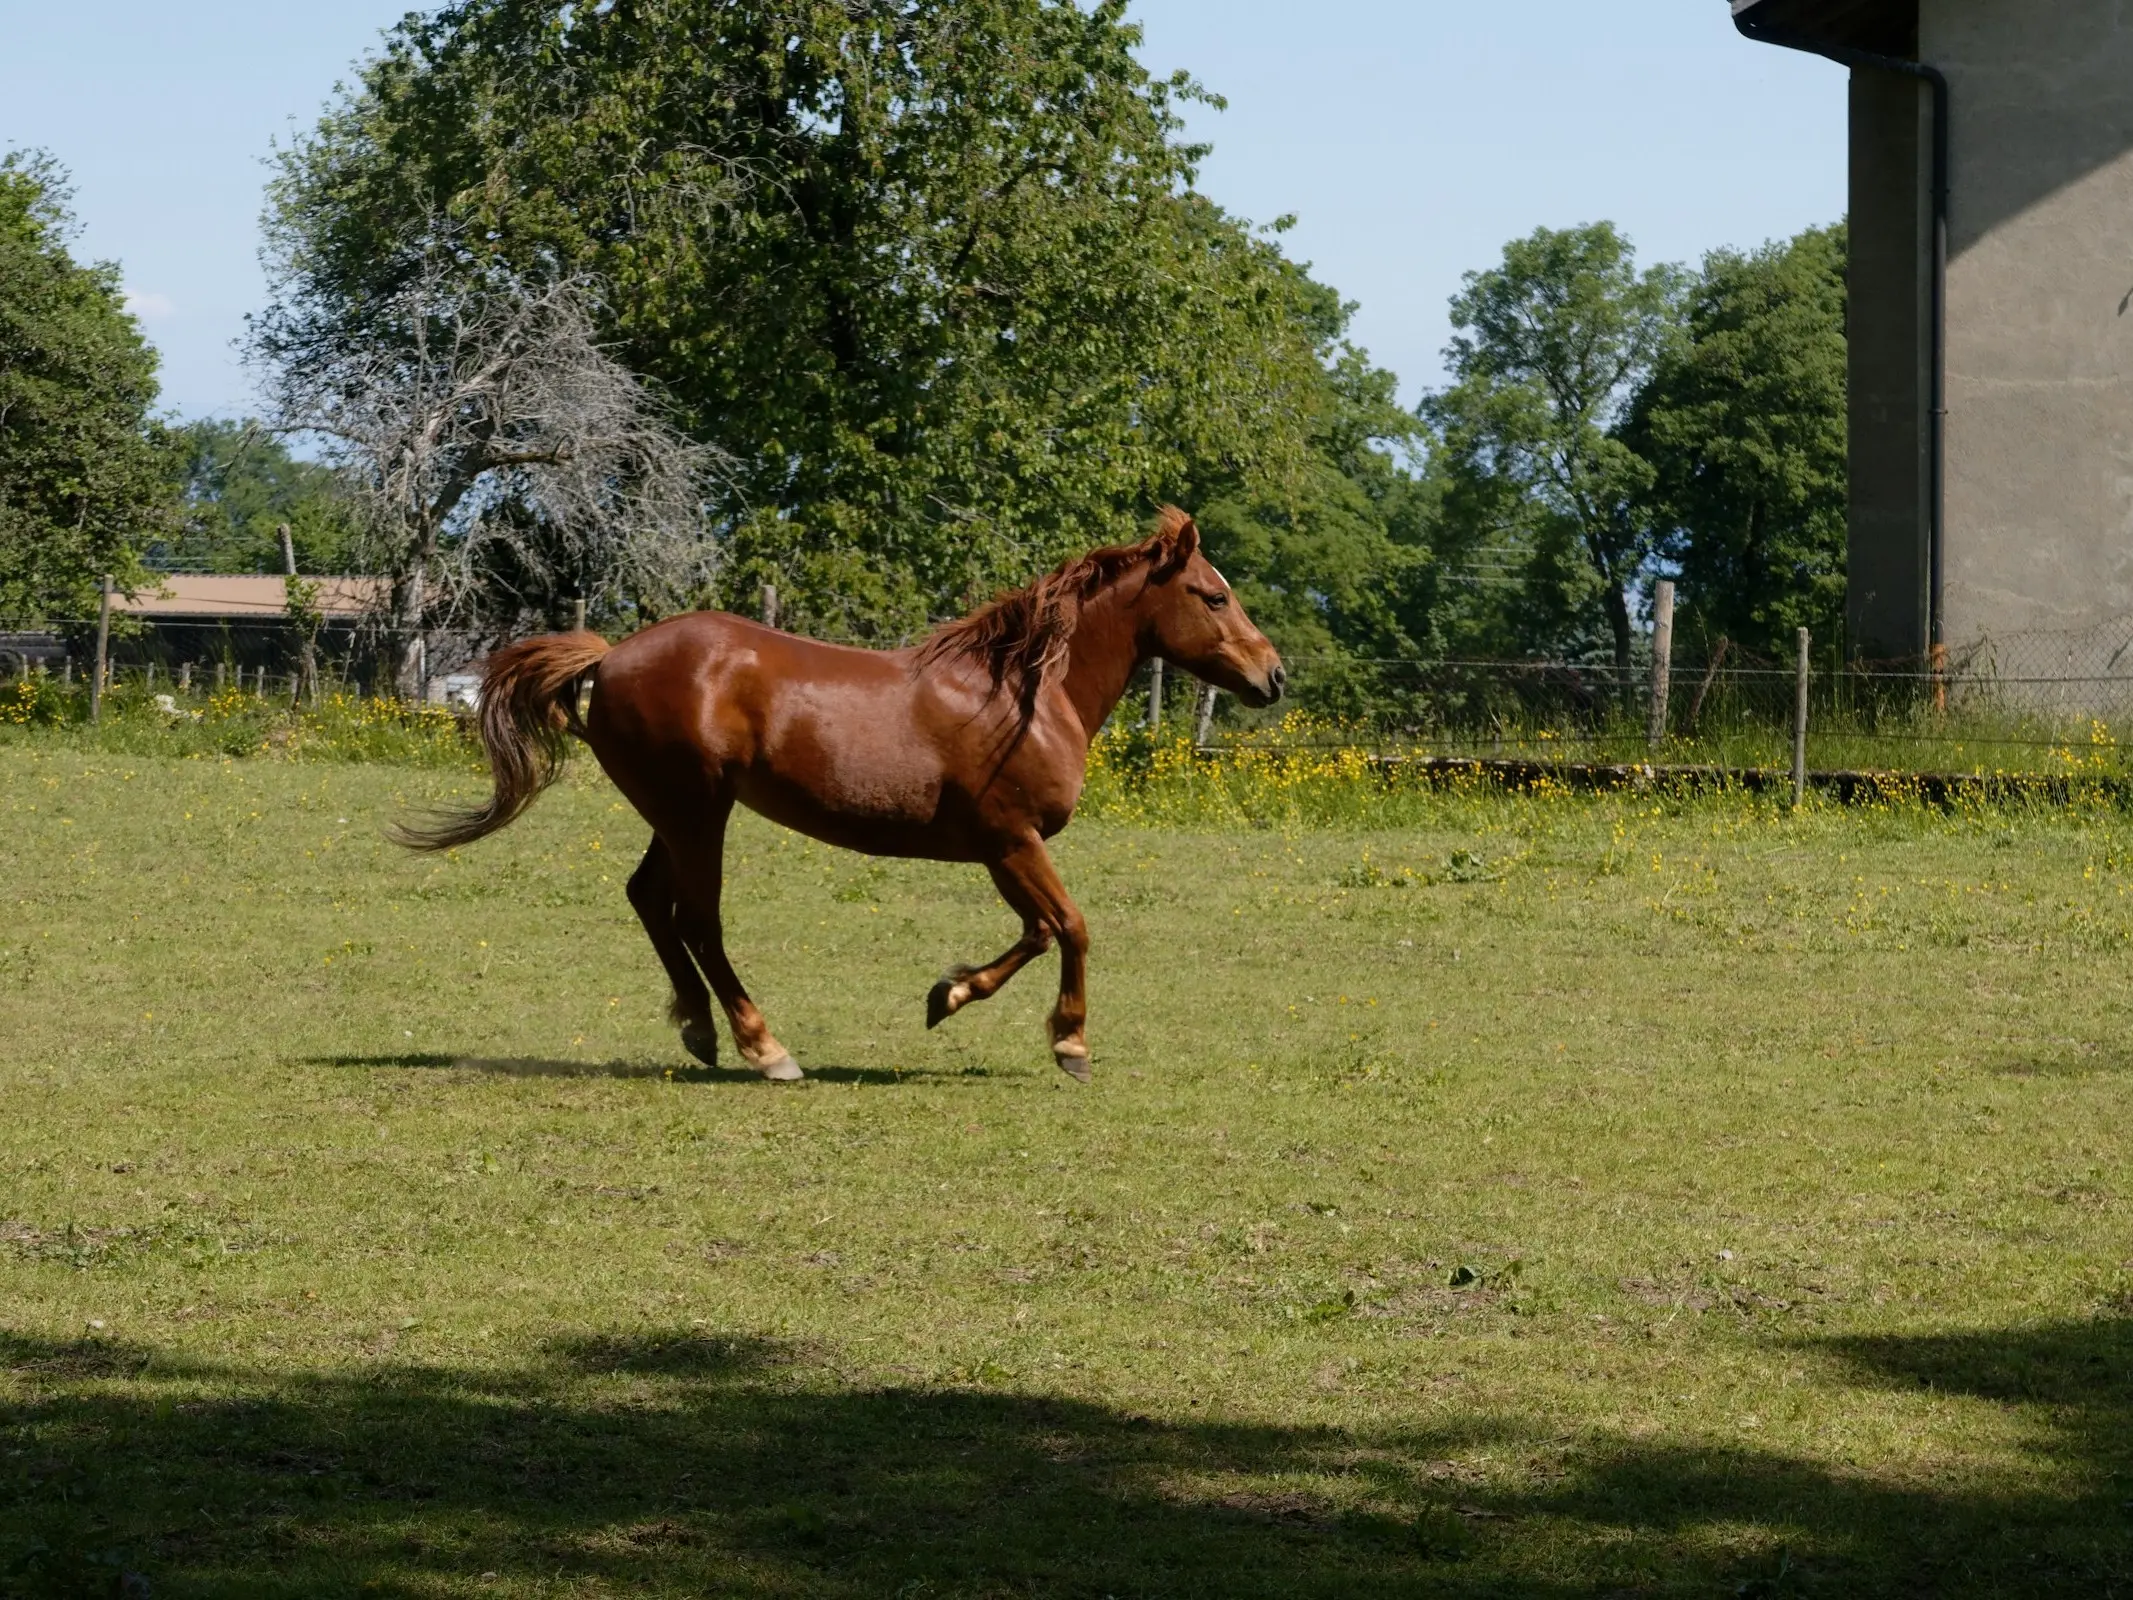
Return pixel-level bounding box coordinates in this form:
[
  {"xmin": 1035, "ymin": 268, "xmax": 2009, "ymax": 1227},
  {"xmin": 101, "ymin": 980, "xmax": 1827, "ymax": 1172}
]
[
  {"xmin": 157, "ymin": 419, "xmax": 361, "ymax": 575},
  {"xmin": 1424, "ymin": 223, "xmax": 1686, "ymax": 686},
  {"xmin": 0, "ymin": 151, "xmax": 175, "ymax": 622},
  {"xmin": 1190, "ymin": 272, "xmax": 1430, "ymax": 715},
  {"xmin": 261, "ymin": 0, "xmax": 1324, "ymax": 641},
  {"xmin": 1626, "ymin": 224, "xmax": 1847, "ymax": 661},
  {"xmin": 251, "ymin": 254, "xmax": 723, "ymax": 695}
]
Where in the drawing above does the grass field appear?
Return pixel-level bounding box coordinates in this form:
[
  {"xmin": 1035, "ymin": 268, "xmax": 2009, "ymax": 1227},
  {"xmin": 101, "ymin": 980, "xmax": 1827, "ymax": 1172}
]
[{"xmin": 3, "ymin": 741, "xmax": 2131, "ymax": 1597}]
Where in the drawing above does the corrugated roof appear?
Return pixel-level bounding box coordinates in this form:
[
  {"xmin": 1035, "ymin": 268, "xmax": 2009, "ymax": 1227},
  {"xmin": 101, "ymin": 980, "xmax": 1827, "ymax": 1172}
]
[
  {"xmin": 113, "ymin": 575, "xmax": 387, "ymax": 618},
  {"xmin": 1731, "ymin": 0, "xmax": 1916, "ymax": 55}
]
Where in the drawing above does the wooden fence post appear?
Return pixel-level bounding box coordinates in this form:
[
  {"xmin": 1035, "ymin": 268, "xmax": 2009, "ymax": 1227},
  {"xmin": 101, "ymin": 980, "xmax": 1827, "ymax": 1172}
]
[
  {"xmin": 761, "ymin": 584, "xmax": 779, "ymax": 631},
  {"xmin": 571, "ymin": 596, "xmax": 587, "ymax": 634},
  {"xmin": 90, "ymin": 574, "xmax": 111, "ymax": 724},
  {"xmin": 213, "ymin": 660, "xmax": 225, "ymax": 693},
  {"xmin": 178, "ymin": 661, "xmax": 191, "ymax": 693},
  {"xmin": 1146, "ymin": 658, "xmax": 1164, "ymax": 732},
  {"xmin": 279, "ymin": 518, "xmax": 310, "ymax": 700},
  {"xmin": 1792, "ymin": 626, "xmax": 1811, "ymax": 808},
  {"xmin": 61, "ymin": 659, "xmax": 72, "ymax": 687},
  {"xmin": 1194, "ymin": 683, "xmax": 1218, "ymax": 748},
  {"xmin": 1647, "ymin": 579, "xmax": 1674, "ymax": 749}
]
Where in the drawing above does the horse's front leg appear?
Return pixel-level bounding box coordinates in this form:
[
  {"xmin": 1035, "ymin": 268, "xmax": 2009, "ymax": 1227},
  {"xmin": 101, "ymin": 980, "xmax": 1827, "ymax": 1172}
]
[
  {"xmin": 926, "ymin": 860, "xmax": 1057, "ymax": 1028},
  {"xmin": 986, "ymin": 836, "xmax": 1091, "ymax": 1082}
]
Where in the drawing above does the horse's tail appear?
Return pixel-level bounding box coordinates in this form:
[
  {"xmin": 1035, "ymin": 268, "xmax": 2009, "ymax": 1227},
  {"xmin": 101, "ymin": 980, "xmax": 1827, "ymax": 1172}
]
[{"xmin": 391, "ymin": 630, "xmax": 612, "ymax": 852}]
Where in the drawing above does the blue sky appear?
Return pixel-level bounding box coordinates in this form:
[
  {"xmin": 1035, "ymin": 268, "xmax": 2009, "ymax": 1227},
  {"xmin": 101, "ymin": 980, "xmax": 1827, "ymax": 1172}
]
[{"xmin": 0, "ymin": 1, "xmax": 1846, "ymax": 419}]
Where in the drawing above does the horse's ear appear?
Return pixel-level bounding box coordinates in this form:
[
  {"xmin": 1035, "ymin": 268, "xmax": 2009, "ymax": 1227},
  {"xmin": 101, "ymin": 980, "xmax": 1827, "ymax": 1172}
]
[
  {"xmin": 1152, "ymin": 506, "xmax": 1199, "ymax": 575},
  {"xmin": 1172, "ymin": 514, "xmax": 1200, "ymax": 564}
]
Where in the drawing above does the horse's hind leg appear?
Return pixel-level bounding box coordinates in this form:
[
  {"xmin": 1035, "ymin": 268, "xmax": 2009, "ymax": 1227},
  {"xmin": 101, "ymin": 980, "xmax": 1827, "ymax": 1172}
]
[
  {"xmin": 667, "ymin": 803, "xmax": 803, "ymax": 1082},
  {"xmin": 625, "ymin": 840, "xmax": 721, "ymax": 1067},
  {"xmin": 926, "ymin": 861, "xmax": 1057, "ymax": 1028}
]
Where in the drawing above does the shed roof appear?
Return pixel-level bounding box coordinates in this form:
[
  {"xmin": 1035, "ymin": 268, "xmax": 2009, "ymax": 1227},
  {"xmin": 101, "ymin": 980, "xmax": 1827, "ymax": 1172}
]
[
  {"xmin": 114, "ymin": 575, "xmax": 387, "ymax": 619},
  {"xmin": 1730, "ymin": 0, "xmax": 1916, "ymax": 55}
]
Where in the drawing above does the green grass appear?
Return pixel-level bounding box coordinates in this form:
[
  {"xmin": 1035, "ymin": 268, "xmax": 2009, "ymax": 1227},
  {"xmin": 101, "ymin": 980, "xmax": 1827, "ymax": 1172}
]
[
  {"xmin": 2, "ymin": 677, "xmax": 480, "ymax": 768},
  {"xmin": 1212, "ymin": 696, "xmax": 2133, "ymax": 785},
  {"xmin": 3, "ymin": 744, "xmax": 2131, "ymax": 1596}
]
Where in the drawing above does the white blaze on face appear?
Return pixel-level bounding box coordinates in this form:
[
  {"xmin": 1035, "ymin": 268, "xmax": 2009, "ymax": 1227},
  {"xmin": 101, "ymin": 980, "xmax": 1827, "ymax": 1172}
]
[{"xmin": 1208, "ymin": 562, "xmax": 1233, "ymax": 593}]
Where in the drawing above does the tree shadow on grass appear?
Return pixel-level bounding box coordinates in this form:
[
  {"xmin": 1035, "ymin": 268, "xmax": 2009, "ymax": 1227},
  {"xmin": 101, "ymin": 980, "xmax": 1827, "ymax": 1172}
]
[
  {"xmin": 2, "ymin": 1320, "xmax": 2129, "ymax": 1597},
  {"xmin": 304, "ymin": 1053, "xmax": 932, "ymax": 1086}
]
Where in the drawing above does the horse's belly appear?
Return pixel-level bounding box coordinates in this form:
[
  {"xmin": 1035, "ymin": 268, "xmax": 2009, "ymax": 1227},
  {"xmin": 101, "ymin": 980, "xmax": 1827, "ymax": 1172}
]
[
  {"xmin": 736, "ymin": 777, "xmax": 986, "ymax": 861},
  {"xmin": 737, "ymin": 705, "xmax": 986, "ymax": 860}
]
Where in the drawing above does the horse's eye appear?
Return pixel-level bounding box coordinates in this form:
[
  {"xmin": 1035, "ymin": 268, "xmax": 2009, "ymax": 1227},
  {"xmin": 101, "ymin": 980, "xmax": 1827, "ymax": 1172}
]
[{"xmin": 1202, "ymin": 591, "xmax": 1229, "ymax": 610}]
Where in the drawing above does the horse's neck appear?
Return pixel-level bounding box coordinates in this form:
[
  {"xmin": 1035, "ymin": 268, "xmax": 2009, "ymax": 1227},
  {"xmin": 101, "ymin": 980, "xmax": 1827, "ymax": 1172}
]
[{"xmin": 1056, "ymin": 578, "xmax": 1149, "ymax": 743}]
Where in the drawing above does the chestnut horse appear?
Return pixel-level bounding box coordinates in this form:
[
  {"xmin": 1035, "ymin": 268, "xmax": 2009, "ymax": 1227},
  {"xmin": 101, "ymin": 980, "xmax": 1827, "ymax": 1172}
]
[{"xmin": 396, "ymin": 508, "xmax": 1284, "ymax": 1081}]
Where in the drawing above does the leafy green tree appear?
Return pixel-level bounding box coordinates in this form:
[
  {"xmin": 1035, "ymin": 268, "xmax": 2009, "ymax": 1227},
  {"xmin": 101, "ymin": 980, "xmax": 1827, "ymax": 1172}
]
[
  {"xmin": 1626, "ymin": 224, "xmax": 1847, "ymax": 661},
  {"xmin": 157, "ymin": 419, "xmax": 360, "ymax": 575},
  {"xmin": 1191, "ymin": 273, "xmax": 1429, "ymax": 714},
  {"xmin": 1423, "ymin": 223, "xmax": 1686, "ymax": 685},
  {"xmin": 0, "ymin": 152, "xmax": 174, "ymax": 622},
  {"xmin": 260, "ymin": 0, "xmax": 1324, "ymax": 640}
]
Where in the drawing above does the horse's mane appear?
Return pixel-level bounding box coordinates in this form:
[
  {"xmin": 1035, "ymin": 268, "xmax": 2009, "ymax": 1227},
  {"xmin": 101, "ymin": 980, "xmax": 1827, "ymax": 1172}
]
[{"xmin": 918, "ymin": 507, "xmax": 1193, "ymax": 708}]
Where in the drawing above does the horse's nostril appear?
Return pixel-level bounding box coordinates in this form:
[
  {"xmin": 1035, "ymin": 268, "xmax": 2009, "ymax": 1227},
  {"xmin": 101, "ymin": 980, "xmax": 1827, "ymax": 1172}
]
[{"xmin": 1269, "ymin": 664, "xmax": 1287, "ymax": 698}]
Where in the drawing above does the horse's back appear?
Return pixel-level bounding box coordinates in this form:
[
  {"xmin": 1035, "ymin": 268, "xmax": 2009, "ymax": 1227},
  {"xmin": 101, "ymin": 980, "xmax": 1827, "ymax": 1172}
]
[{"xmin": 585, "ymin": 611, "xmax": 1003, "ymax": 856}]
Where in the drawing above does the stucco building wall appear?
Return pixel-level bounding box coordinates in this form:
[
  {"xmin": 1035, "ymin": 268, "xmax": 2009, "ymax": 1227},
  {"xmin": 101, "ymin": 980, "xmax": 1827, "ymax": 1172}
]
[
  {"xmin": 1737, "ymin": 0, "xmax": 2133, "ymax": 667},
  {"xmin": 1929, "ymin": 1, "xmax": 2133, "ymax": 659}
]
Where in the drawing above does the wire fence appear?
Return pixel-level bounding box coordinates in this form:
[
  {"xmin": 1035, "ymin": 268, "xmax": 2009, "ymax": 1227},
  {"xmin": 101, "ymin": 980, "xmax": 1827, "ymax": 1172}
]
[
  {"xmin": 0, "ymin": 613, "xmax": 482, "ymax": 705},
  {"xmin": 11, "ymin": 609, "xmax": 2133, "ymax": 781},
  {"xmin": 1147, "ymin": 631, "xmax": 2133, "ymax": 782}
]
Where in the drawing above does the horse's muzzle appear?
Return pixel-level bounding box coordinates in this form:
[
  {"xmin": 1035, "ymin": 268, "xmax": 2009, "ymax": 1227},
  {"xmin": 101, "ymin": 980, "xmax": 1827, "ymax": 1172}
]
[{"xmin": 1237, "ymin": 661, "xmax": 1286, "ymax": 708}]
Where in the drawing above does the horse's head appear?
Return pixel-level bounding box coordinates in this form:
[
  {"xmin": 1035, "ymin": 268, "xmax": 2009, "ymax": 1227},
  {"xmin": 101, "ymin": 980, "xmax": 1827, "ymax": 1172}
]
[{"xmin": 1138, "ymin": 510, "xmax": 1286, "ymax": 708}]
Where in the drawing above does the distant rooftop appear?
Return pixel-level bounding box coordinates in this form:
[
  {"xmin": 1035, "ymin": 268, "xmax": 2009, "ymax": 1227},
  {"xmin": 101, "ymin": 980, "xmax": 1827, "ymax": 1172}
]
[
  {"xmin": 1730, "ymin": 0, "xmax": 1916, "ymax": 55},
  {"xmin": 113, "ymin": 575, "xmax": 386, "ymax": 619}
]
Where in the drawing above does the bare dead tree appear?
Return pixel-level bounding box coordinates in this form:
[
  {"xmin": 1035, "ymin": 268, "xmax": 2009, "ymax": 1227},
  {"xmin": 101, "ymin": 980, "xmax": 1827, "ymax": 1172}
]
[{"xmin": 249, "ymin": 246, "xmax": 725, "ymax": 697}]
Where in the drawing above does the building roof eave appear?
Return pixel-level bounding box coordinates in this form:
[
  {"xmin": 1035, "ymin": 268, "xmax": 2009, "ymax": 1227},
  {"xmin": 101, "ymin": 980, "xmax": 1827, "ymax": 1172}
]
[
  {"xmin": 1730, "ymin": 0, "xmax": 1916, "ymax": 56},
  {"xmin": 111, "ymin": 574, "xmax": 389, "ymax": 620}
]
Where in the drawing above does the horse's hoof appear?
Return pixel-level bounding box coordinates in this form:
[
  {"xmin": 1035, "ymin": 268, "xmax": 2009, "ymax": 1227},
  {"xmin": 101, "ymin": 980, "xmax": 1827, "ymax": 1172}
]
[
  {"xmin": 754, "ymin": 1053, "xmax": 805, "ymax": 1082},
  {"xmin": 1052, "ymin": 1043, "xmax": 1091, "ymax": 1083},
  {"xmin": 681, "ymin": 1023, "xmax": 721, "ymax": 1068},
  {"xmin": 926, "ymin": 976, "xmax": 972, "ymax": 1029}
]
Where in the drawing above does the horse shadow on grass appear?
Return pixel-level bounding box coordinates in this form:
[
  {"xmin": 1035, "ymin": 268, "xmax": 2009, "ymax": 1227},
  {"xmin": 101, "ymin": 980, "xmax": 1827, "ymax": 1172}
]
[
  {"xmin": 304, "ymin": 1052, "xmax": 936, "ymax": 1086},
  {"xmin": 1985, "ymin": 1036, "xmax": 2133, "ymax": 1079},
  {"xmin": 4, "ymin": 1318, "xmax": 2130, "ymax": 1596}
]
